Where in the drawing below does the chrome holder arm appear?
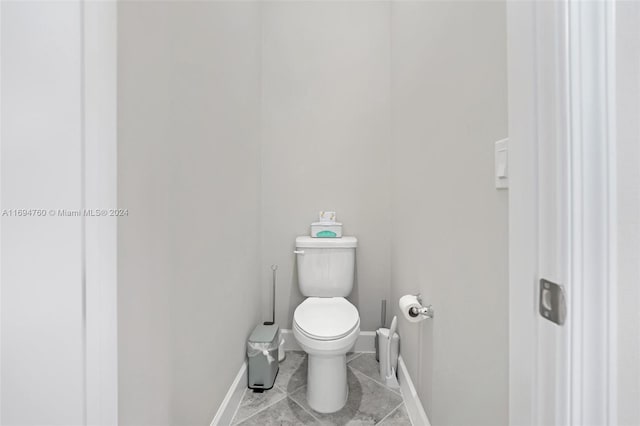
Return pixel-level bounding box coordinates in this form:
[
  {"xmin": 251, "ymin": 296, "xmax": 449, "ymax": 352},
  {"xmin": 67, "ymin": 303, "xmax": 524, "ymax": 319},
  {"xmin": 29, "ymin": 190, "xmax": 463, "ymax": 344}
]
[
  {"xmin": 409, "ymin": 293, "xmax": 434, "ymax": 319},
  {"xmin": 409, "ymin": 305, "xmax": 434, "ymax": 319}
]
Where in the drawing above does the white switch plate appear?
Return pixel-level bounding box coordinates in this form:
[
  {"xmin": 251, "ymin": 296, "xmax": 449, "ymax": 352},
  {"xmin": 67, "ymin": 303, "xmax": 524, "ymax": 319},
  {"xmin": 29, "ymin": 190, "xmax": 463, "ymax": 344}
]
[{"xmin": 495, "ymin": 138, "xmax": 509, "ymax": 189}]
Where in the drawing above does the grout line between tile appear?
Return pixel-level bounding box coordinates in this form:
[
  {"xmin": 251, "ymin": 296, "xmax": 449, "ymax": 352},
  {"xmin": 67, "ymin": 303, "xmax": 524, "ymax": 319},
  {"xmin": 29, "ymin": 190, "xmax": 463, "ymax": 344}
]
[
  {"xmin": 350, "ymin": 368, "xmax": 402, "ymax": 397},
  {"xmin": 232, "ymin": 390, "xmax": 288, "ymax": 425},
  {"xmin": 285, "ymin": 381, "xmax": 308, "ymax": 396},
  {"xmin": 346, "ymin": 352, "xmax": 364, "ymax": 363},
  {"xmin": 229, "ymin": 388, "xmax": 247, "ymax": 425},
  {"xmin": 288, "ymin": 392, "xmax": 323, "ymax": 425},
  {"xmin": 347, "ymin": 354, "xmax": 395, "ymax": 390},
  {"xmin": 375, "ymin": 401, "xmax": 406, "ymax": 425},
  {"xmin": 349, "ymin": 365, "xmax": 390, "ymax": 390}
]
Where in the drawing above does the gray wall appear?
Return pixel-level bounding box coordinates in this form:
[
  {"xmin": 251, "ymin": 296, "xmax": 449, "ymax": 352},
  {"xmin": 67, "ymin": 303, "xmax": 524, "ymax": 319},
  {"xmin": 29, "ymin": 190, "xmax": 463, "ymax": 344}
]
[
  {"xmin": 260, "ymin": 1, "xmax": 391, "ymax": 331},
  {"xmin": 616, "ymin": 2, "xmax": 640, "ymax": 424},
  {"xmin": 390, "ymin": 2, "xmax": 509, "ymax": 425},
  {"xmin": 118, "ymin": 2, "xmax": 262, "ymax": 425},
  {"xmin": 118, "ymin": 1, "xmax": 509, "ymax": 425}
]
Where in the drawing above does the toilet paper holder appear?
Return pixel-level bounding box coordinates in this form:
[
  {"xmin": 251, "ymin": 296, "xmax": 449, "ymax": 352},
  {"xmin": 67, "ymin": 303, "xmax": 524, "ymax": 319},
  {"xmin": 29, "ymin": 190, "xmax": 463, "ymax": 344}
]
[{"xmin": 409, "ymin": 294, "xmax": 434, "ymax": 319}]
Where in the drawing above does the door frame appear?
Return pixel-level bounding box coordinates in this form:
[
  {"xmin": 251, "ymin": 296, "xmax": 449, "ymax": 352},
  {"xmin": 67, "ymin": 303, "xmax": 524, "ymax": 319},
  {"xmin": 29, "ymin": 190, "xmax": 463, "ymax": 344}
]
[
  {"xmin": 566, "ymin": 2, "xmax": 617, "ymax": 424},
  {"xmin": 507, "ymin": 1, "xmax": 617, "ymax": 425}
]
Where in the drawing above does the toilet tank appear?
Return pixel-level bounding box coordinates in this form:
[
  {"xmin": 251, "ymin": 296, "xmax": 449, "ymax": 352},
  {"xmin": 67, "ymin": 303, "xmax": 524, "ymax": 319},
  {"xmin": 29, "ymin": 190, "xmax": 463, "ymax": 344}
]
[{"xmin": 295, "ymin": 236, "xmax": 358, "ymax": 297}]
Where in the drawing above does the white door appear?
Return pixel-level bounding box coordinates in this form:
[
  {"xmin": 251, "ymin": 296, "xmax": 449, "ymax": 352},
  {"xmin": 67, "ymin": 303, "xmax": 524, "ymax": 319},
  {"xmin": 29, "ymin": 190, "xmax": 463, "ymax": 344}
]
[{"xmin": 508, "ymin": 1, "xmax": 616, "ymax": 425}]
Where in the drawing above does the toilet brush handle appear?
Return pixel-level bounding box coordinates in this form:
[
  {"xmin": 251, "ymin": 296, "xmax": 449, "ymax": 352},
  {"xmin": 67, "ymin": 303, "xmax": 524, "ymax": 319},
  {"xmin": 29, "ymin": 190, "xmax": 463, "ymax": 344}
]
[{"xmin": 271, "ymin": 265, "xmax": 278, "ymax": 324}]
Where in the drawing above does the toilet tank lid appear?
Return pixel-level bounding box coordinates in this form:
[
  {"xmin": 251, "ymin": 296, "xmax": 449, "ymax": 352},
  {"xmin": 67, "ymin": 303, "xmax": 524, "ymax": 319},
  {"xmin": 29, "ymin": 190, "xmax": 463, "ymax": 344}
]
[{"xmin": 295, "ymin": 236, "xmax": 357, "ymax": 248}]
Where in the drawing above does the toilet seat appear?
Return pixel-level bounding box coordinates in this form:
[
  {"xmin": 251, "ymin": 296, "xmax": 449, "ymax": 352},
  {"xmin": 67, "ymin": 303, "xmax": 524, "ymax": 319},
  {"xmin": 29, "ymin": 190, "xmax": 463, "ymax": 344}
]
[{"xmin": 293, "ymin": 297, "xmax": 360, "ymax": 341}]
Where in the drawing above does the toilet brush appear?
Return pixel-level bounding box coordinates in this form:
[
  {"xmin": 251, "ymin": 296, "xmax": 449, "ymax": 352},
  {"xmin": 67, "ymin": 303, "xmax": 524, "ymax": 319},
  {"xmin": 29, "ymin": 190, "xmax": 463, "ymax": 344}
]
[
  {"xmin": 384, "ymin": 316, "xmax": 400, "ymax": 389},
  {"xmin": 264, "ymin": 265, "xmax": 286, "ymax": 362},
  {"xmin": 264, "ymin": 265, "xmax": 278, "ymax": 326},
  {"xmin": 375, "ymin": 300, "xmax": 386, "ymax": 361}
]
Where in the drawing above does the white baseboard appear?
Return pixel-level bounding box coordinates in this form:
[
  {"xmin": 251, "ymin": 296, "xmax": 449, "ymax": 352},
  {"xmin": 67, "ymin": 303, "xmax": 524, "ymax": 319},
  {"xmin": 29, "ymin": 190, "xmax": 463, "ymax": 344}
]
[
  {"xmin": 280, "ymin": 329, "xmax": 376, "ymax": 352},
  {"xmin": 210, "ymin": 362, "xmax": 247, "ymax": 426},
  {"xmin": 398, "ymin": 355, "xmax": 431, "ymax": 426}
]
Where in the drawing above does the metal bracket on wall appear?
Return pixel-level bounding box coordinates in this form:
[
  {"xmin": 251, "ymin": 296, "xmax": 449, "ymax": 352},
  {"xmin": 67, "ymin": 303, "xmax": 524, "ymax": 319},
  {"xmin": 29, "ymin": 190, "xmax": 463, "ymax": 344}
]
[{"xmin": 539, "ymin": 279, "xmax": 567, "ymax": 326}]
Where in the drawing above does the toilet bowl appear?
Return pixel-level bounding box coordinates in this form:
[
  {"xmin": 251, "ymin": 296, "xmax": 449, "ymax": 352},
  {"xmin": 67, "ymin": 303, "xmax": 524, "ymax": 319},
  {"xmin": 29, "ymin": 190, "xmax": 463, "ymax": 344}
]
[{"xmin": 293, "ymin": 296, "xmax": 360, "ymax": 413}]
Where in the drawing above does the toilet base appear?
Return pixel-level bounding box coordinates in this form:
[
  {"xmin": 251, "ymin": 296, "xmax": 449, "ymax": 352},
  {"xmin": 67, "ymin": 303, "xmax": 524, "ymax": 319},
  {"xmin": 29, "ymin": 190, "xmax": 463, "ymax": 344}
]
[{"xmin": 306, "ymin": 353, "xmax": 348, "ymax": 413}]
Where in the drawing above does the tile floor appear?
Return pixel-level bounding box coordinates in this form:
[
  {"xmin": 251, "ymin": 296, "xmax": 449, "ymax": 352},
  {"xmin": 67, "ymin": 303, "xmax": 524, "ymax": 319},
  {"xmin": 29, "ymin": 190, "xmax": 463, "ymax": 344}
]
[{"xmin": 231, "ymin": 352, "xmax": 413, "ymax": 425}]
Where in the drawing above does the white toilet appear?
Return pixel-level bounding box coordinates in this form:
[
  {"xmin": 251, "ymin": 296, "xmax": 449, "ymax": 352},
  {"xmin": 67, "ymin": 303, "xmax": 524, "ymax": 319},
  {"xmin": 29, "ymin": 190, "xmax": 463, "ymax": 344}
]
[{"xmin": 292, "ymin": 236, "xmax": 360, "ymax": 413}]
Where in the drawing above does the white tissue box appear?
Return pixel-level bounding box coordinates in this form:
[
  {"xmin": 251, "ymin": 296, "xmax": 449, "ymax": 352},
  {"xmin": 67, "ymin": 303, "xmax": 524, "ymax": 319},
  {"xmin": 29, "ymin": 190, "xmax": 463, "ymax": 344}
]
[
  {"xmin": 311, "ymin": 222, "xmax": 342, "ymax": 238},
  {"xmin": 318, "ymin": 211, "xmax": 337, "ymax": 224}
]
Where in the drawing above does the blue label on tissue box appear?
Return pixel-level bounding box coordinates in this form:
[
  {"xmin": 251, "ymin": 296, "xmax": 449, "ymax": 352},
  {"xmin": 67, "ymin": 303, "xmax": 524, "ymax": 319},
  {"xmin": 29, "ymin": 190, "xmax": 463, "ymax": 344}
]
[{"xmin": 317, "ymin": 230, "xmax": 337, "ymax": 238}]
